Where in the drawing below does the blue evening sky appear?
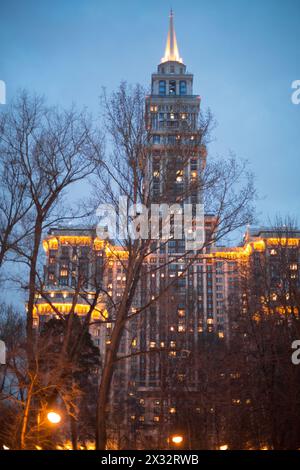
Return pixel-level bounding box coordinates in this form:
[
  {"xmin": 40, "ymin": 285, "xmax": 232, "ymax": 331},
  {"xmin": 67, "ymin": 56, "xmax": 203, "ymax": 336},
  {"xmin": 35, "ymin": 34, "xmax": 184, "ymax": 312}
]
[{"xmin": 1, "ymin": 0, "xmax": 300, "ymax": 225}]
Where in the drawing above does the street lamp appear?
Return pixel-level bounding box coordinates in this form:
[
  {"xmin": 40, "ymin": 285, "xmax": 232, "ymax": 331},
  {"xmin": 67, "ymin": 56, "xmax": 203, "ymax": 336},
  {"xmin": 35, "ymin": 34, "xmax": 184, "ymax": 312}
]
[
  {"xmin": 220, "ymin": 444, "xmax": 228, "ymax": 450},
  {"xmin": 47, "ymin": 411, "xmax": 62, "ymax": 425},
  {"xmin": 171, "ymin": 434, "xmax": 183, "ymax": 445}
]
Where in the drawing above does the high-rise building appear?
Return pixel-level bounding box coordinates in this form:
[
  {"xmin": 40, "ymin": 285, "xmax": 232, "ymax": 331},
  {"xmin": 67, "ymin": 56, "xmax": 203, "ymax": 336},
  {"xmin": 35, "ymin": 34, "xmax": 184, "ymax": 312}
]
[{"xmin": 33, "ymin": 12, "xmax": 300, "ymax": 448}]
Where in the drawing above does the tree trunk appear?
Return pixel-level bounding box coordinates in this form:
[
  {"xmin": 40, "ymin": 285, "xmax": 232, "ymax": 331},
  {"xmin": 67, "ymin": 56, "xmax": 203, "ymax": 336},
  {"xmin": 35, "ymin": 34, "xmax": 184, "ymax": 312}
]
[
  {"xmin": 20, "ymin": 376, "xmax": 35, "ymax": 449},
  {"xmin": 70, "ymin": 414, "xmax": 78, "ymax": 450},
  {"xmin": 26, "ymin": 216, "xmax": 43, "ymax": 359},
  {"xmin": 96, "ymin": 309, "xmax": 126, "ymax": 449}
]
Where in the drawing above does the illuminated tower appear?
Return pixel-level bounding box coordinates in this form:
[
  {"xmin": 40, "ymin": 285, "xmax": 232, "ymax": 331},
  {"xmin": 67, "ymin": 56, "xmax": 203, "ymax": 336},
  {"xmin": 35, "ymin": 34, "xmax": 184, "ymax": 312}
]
[{"xmin": 145, "ymin": 10, "xmax": 207, "ymax": 253}]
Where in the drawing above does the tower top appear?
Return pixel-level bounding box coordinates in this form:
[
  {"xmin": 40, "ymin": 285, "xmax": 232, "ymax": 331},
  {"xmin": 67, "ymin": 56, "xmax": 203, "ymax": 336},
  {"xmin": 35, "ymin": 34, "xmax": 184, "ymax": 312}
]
[{"xmin": 161, "ymin": 9, "xmax": 183, "ymax": 64}]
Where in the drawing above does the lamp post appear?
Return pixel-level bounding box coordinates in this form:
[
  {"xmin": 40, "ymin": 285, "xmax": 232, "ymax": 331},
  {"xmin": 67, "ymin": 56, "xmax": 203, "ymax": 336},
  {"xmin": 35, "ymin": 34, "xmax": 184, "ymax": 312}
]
[
  {"xmin": 0, "ymin": 340, "xmax": 6, "ymax": 394},
  {"xmin": 219, "ymin": 444, "xmax": 228, "ymax": 450},
  {"xmin": 37, "ymin": 409, "xmax": 62, "ymax": 448}
]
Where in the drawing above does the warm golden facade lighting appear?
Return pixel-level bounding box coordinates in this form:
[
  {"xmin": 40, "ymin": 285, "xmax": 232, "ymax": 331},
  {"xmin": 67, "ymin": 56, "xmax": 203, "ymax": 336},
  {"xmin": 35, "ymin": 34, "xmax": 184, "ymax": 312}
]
[
  {"xmin": 43, "ymin": 235, "xmax": 105, "ymax": 253},
  {"xmin": 34, "ymin": 303, "xmax": 90, "ymax": 315},
  {"xmin": 94, "ymin": 238, "xmax": 105, "ymax": 250},
  {"xmin": 267, "ymin": 238, "xmax": 299, "ymax": 246},
  {"xmin": 105, "ymin": 245, "xmax": 129, "ymax": 259}
]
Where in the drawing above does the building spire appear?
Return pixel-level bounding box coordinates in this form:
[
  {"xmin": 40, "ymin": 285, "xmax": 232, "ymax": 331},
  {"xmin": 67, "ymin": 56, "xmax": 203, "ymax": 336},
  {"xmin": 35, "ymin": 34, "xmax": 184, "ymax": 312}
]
[{"xmin": 161, "ymin": 9, "xmax": 183, "ymax": 63}]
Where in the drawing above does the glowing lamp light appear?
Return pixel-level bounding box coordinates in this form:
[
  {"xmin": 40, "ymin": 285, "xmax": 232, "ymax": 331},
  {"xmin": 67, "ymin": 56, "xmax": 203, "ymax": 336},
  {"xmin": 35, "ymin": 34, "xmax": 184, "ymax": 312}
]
[
  {"xmin": 220, "ymin": 444, "xmax": 228, "ymax": 450},
  {"xmin": 171, "ymin": 435, "xmax": 183, "ymax": 445},
  {"xmin": 47, "ymin": 411, "xmax": 62, "ymax": 424}
]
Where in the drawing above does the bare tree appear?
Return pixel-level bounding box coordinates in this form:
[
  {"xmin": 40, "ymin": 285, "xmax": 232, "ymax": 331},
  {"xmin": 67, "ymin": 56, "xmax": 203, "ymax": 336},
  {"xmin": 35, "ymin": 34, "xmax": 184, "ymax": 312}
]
[
  {"xmin": 223, "ymin": 218, "xmax": 300, "ymax": 449},
  {"xmin": 91, "ymin": 82, "xmax": 255, "ymax": 449},
  {"xmin": 0, "ymin": 91, "xmax": 103, "ymax": 348},
  {"xmin": 0, "ymin": 90, "xmax": 103, "ymax": 446}
]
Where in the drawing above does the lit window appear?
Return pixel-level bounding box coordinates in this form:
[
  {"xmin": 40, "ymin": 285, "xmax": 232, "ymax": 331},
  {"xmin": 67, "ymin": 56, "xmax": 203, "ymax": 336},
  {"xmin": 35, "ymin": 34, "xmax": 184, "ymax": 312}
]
[
  {"xmin": 232, "ymin": 398, "xmax": 241, "ymax": 405},
  {"xmin": 176, "ymin": 169, "xmax": 183, "ymax": 182},
  {"xmin": 169, "ymin": 80, "xmax": 176, "ymax": 95}
]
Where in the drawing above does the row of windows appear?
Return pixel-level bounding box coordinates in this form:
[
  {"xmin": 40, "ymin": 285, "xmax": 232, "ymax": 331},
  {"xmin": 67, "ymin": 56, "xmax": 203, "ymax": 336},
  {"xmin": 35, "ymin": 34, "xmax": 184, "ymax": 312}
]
[
  {"xmin": 159, "ymin": 65, "xmax": 185, "ymax": 74},
  {"xmin": 152, "ymin": 134, "xmax": 197, "ymax": 144},
  {"xmin": 159, "ymin": 80, "xmax": 187, "ymax": 96}
]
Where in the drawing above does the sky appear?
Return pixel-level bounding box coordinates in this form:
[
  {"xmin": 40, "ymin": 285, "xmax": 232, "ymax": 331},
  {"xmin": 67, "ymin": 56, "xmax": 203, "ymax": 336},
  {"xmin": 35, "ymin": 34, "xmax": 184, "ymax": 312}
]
[{"xmin": 1, "ymin": 0, "xmax": 300, "ymax": 227}]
